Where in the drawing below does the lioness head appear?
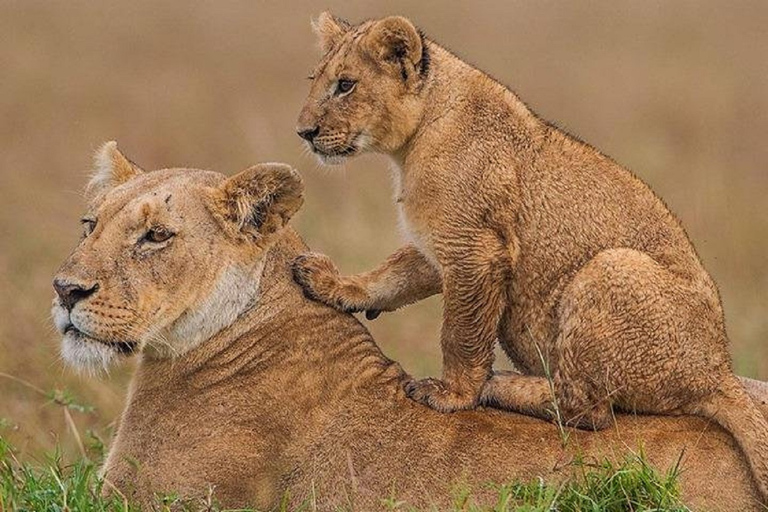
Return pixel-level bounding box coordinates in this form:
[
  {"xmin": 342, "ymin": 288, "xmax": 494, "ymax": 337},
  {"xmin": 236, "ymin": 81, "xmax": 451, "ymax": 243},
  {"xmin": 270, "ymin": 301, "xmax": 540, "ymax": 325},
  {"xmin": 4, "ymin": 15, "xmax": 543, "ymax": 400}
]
[
  {"xmin": 296, "ymin": 13, "xmax": 429, "ymax": 164},
  {"xmin": 52, "ymin": 142, "xmax": 304, "ymax": 373}
]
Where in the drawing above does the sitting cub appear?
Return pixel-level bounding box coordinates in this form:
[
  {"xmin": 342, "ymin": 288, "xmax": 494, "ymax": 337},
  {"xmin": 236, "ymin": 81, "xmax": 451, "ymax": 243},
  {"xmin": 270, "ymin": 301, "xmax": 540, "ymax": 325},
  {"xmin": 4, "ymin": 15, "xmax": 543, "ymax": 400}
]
[{"xmin": 292, "ymin": 12, "xmax": 768, "ymax": 500}]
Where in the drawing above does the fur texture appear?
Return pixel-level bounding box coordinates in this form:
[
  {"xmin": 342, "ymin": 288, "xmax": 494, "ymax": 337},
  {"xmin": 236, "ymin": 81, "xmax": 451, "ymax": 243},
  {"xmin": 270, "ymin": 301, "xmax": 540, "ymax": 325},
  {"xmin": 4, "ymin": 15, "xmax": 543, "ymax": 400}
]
[
  {"xmin": 52, "ymin": 144, "xmax": 303, "ymax": 370},
  {"xmin": 294, "ymin": 13, "xmax": 768, "ymax": 501},
  {"xmin": 51, "ymin": 151, "xmax": 768, "ymax": 509}
]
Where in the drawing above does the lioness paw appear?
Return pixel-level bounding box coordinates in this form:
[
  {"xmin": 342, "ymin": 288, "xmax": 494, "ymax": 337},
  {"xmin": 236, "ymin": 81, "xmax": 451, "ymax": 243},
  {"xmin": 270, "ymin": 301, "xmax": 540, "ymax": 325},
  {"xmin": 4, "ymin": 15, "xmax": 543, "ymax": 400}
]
[
  {"xmin": 405, "ymin": 377, "xmax": 478, "ymax": 413},
  {"xmin": 292, "ymin": 253, "xmax": 371, "ymax": 313}
]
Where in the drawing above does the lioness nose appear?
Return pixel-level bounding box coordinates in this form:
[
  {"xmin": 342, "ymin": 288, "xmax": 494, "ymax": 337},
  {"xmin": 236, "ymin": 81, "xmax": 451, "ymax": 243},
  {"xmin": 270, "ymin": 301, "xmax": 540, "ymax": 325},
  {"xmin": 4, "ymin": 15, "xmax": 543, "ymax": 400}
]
[
  {"xmin": 297, "ymin": 126, "xmax": 320, "ymax": 142},
  {"xmin": 53, "ymin": 278, "xmax": 98, "ymax": 311}
]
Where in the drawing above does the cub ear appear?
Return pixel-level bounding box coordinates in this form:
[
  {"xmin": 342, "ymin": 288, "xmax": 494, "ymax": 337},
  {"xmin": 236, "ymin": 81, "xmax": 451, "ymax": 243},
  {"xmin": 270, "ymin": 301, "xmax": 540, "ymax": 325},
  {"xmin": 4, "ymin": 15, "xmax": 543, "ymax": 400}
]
[
  {"xmin": 86, "ymin": 141, "xmax": 144, "ymax": 200},
  {"xmin": 213, "ymin": 163, "xmax": 304, "ymax": 240},
  {"xmin": 311, "ymin": 11, "xmax": 350, "ymax": 53},
  {"xmin": 365, "ymin": 16, "xmax": 423, "ymax": 81}
]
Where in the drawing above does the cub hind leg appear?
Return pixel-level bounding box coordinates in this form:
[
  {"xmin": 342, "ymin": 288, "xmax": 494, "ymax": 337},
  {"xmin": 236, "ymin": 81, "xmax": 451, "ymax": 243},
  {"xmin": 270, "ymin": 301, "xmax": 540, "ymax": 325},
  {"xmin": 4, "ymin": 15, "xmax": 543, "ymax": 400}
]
[
  {"xmin": 484, "ymin": 248, "xmax": 768, "ymax": 500},
  {"xmin": 480, "ymin": 370, "xmax": 613, "ymax": 430},
  {"xmin": 484, "ymin": 248, "xmax": 713, "ymax": 428},
  {"xmin": 547, "ymin": 248, "xmax": 733, "ymax": 416},
  {"xmin": 488, "ymin": 248, "xmax": 731, "ymax": 419}
]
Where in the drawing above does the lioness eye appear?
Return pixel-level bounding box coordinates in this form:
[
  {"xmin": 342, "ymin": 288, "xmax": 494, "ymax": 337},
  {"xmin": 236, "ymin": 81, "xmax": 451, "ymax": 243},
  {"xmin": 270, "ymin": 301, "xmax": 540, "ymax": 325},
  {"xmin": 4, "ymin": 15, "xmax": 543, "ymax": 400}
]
[
  {"xmin": 144, "ymin": 226, "xmax": 174, "ymax": 244},
  {"xmin": 81, "ymin": 218, "xmax": 97, "ymax": 237},
  {"xmin": 336, "ymin": 79, "xmax": 356, "ymax": 95}
]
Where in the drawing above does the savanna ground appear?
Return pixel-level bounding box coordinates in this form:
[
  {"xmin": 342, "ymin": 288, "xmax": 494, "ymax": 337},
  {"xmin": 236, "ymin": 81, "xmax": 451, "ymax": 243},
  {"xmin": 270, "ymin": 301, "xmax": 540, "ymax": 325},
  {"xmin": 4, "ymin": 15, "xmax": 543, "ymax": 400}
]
[{"xmin": 0, "ymin": 1, "xmax": 766, "ymax": 508}]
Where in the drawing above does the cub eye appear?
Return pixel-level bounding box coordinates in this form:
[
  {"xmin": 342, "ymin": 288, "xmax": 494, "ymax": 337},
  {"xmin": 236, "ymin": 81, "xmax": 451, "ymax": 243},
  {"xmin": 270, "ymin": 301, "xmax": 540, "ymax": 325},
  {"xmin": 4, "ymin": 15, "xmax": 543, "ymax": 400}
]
[
  {"xmin": 336, "ymin": 79, "xmax": 357, "ymax": 95},
  {"xmin": 143, "ymin": 226, "xmax": 174, "ymax": 244},
  {"xmin": 81, "ymin": 218, "xmax": 97, "ymax": 237}
]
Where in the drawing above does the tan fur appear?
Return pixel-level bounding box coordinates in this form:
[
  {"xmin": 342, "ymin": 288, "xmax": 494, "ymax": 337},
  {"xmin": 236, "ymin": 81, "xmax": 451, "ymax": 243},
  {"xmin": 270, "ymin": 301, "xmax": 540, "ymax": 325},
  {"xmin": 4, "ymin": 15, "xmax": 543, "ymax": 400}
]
[
  {"xmin": 51, "ymin": 148, "xmax": 768, "ymax": 509},
  {"xmin": 86, "ymin": 141, "xmax": 145, "ymax": 200},
  {"xmin": 294, "ymin": 13, "xmax": 768, "ymax": 501},
  {"xmin": 52, "ymin": 143, "xmax": 304, "ymax": 371}
]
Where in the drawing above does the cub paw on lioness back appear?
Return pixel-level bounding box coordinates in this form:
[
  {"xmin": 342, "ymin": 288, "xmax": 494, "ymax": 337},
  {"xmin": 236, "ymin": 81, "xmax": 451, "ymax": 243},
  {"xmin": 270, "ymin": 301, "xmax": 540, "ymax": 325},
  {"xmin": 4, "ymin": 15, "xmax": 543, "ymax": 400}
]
[{"xmin": 291, "ymin": 252, "xmax": 371, "ymax": 313}]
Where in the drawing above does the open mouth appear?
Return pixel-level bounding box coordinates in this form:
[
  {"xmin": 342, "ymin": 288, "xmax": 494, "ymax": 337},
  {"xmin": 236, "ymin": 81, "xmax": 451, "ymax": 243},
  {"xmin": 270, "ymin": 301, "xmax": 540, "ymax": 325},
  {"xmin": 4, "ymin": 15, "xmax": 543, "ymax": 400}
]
[{"xmin": 64, "ymin": 324, "xmax": 137, "ymax": 355}]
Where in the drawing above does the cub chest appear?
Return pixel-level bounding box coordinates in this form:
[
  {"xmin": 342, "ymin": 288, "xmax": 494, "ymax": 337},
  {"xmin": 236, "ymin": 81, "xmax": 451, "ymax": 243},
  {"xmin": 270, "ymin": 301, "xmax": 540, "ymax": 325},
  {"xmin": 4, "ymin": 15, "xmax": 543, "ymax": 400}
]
[{"xmin": 396, "ymin": 193, "xmax": 442, "ymax": 272}]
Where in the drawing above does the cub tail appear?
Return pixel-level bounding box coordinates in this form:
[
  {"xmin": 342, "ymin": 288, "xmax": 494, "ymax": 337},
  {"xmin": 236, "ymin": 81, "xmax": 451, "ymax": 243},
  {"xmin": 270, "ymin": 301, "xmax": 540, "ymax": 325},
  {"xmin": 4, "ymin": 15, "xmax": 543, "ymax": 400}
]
[{"xmin": 697, "ymin": 376, "xmax": 768, "ymax": 504}]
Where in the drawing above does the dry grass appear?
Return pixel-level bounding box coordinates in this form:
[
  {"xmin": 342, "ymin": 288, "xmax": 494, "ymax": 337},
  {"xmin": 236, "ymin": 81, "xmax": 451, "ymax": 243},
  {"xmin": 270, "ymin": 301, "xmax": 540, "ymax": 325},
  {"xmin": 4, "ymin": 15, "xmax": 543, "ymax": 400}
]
[{"xmin": 0, "ymin": 1, "xmax": 766, "ymax": 461}]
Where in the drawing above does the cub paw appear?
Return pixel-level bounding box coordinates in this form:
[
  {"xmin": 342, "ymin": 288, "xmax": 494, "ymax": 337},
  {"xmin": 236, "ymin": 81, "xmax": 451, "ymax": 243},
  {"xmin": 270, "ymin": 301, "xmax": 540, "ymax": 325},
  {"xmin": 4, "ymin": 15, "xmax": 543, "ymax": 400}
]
[
  {"xmin": 404, "ymin": 377, "xmax": 478, "ymax": 413},
  {"xmin": 292, "ymin": 253, "xmax": 370, "ymax": 313},
  {"xmin": 292, "ymin": 252, "xmax": 340, "ymax": 301},
  {"xmin": 479, "ymin": 370, "xmax": 521, "ymax": 406}
]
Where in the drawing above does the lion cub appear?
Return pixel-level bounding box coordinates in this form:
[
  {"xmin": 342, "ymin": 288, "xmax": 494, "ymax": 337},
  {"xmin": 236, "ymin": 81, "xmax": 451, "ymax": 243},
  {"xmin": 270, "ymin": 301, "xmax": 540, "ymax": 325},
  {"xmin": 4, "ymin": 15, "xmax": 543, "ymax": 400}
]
[{"xmin": 292, "ymin": 13, "xmax": 768, "ymax": 499}]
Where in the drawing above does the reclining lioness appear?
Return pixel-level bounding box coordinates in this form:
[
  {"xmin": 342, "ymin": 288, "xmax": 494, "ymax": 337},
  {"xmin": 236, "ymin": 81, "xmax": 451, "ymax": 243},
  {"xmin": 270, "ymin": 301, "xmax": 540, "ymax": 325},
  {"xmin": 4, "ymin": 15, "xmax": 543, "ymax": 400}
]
[{"xmin": 52, "ymin": 143, "xmax": 767, "ymax": 509}]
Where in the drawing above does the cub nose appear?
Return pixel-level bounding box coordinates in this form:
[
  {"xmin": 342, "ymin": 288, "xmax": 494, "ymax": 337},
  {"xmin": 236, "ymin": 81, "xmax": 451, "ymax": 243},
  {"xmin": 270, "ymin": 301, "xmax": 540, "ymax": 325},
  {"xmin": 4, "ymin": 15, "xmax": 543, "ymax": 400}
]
[
  {"xmin": 297, "ymin": 126, "xmax": 320, "ymax": 143},
  {"xmin": 53, "ymin": 278, "xmax": 98, "ymax": 311}
]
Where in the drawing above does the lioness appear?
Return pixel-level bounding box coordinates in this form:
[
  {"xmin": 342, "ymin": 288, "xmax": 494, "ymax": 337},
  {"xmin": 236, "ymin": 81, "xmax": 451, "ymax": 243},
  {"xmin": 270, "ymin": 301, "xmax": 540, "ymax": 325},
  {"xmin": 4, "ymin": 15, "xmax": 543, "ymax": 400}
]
[
  {"xmin": 293, "ymin": 13, "xmax": 768, "ymax": 499},
  {"xmin": 51, "ymin": 143, "xmax": 768, "ymax": 510}
]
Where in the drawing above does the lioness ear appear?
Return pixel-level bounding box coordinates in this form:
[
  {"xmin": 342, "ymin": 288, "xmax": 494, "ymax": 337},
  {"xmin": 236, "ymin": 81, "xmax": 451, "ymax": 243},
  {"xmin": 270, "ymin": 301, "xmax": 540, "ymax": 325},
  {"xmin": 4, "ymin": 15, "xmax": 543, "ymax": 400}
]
[
  {"xmin": 214, "ymin": 163, "xmax": 304, "ymax": 240},
  {"xmin": 86, "ymin": 141, "xmax": 144, "ymax": 199},
  {"xmin": 312, "ymin": 12, "xmax": 350, "ymax": 53},
  {"xmin": 365, "ymin": 16, "xmax": 423, "ymax": 82}
]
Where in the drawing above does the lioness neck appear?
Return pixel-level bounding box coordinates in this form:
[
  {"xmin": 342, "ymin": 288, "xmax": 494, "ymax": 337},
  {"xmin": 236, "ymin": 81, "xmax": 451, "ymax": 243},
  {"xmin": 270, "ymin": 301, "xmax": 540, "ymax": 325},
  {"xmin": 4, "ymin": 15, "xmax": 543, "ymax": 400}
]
[
  {"xmin": 130, "ymin": 229, "xmax": 401, "ymax": 402},
  {"xmin": 105, "ymin": 229, "xmax": 405, "ymax": 505}
]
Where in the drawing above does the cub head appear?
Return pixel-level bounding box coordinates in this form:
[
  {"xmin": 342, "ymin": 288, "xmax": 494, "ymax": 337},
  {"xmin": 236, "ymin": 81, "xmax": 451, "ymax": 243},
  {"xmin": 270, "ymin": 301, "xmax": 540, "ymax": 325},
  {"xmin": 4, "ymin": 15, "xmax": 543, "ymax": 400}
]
[
  {"xmin": 52, "ymin": 142, "xmax": 304, "ymax": 373},
  {"xmin": 297, "ymin": 13, "xmax": 430, "ymax": 164}
]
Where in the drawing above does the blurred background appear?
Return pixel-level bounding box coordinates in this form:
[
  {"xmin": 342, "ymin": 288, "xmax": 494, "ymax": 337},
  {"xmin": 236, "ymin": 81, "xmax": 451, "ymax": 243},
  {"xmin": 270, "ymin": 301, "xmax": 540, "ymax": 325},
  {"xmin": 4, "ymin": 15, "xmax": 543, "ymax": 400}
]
[{"xmin": 1, "ymin": 1, "xmax": 766, "ymax": 460}]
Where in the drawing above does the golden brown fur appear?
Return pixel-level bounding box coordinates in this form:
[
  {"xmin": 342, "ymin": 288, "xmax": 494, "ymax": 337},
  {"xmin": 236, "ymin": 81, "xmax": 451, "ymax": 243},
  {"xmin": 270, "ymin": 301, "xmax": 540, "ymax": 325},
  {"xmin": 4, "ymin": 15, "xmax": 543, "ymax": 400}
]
[
  {"xmin": 52, "ymin": 145, "xmax": 768, "ymax": 509},
  {"xmin": 52, "ymin": 142, "xmax": 304, "ymax": 372},
  {"xmin": 294, "ymin": 13, "xmax": 768, "ymax": 500}
]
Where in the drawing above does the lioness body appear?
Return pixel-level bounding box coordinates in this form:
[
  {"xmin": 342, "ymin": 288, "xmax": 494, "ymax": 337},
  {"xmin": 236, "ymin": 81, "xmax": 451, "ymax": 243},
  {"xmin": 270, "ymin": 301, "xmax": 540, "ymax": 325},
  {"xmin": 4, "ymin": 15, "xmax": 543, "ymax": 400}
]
[
  {"xmin": 53, "ymin": 147, "xmax": 767, "ymax": 509},
  {"xmin": 294, "ymin": 14, "xmax": 768, "ymax": 498},
  {"xmin": 108, "ymin": 246, "xmax": 766, "ymax": 510}
]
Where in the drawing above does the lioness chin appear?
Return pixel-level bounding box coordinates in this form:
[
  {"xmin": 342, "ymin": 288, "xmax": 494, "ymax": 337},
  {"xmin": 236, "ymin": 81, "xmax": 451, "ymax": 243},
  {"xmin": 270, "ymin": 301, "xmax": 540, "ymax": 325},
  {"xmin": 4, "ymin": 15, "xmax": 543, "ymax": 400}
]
[
  {"xmin": 293, "ymin": 13, "xmax": 768, "ymax": 501},
  {"xmin": 52, "ymin": 143, "xmax": 767, "ymax": 510}
]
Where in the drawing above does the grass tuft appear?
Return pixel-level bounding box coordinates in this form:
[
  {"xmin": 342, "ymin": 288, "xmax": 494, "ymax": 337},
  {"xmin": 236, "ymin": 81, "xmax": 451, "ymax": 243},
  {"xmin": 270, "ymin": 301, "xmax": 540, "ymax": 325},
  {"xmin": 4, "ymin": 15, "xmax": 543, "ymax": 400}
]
[
  {"xmin": 0, "ymin": 425, "xmax": 689, "ymax": 511},
  {"xmin": 0, "ymin": 435, "xmax": 135, "ymax": 511},
  {"xmin": 477, "ymin": 452, "xmax": 689, "ymax": 512}
]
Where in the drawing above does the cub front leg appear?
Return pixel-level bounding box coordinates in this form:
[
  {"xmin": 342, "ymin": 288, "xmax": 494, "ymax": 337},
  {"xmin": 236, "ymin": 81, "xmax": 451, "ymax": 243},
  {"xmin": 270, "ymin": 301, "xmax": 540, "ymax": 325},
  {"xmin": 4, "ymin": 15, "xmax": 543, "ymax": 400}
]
[
  {"xmin": 406, "ymin": 235, "xmax": 510, "ymax": 412},
  {"xmin": 292, "ymin": 244, "xmax": 442, "ymax": 317}
]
